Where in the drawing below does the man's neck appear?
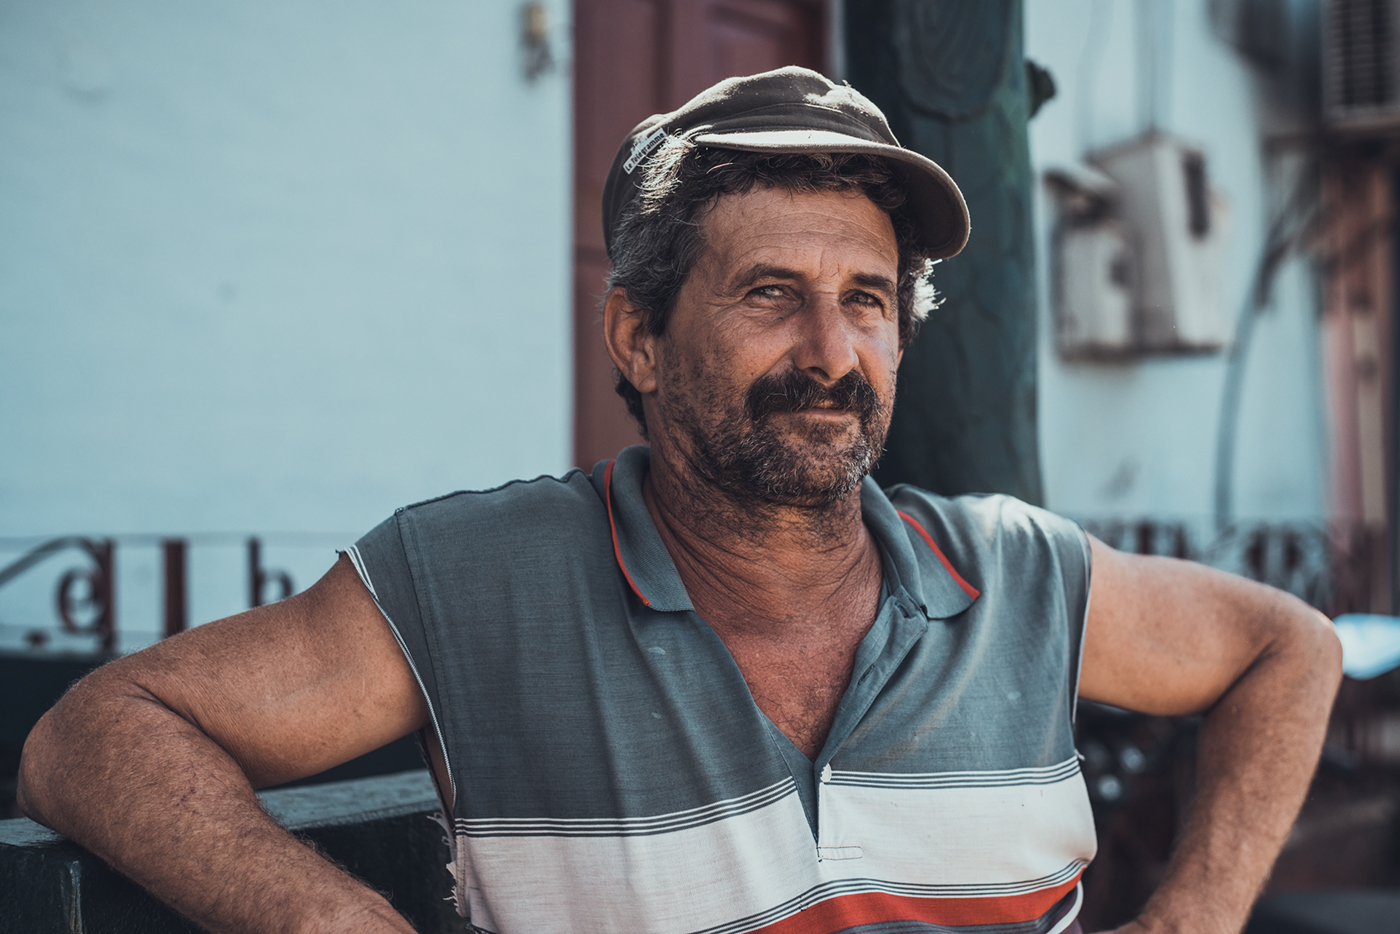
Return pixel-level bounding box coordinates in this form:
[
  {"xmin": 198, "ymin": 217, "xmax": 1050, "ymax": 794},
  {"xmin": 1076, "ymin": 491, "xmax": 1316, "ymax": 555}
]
[{"xmin": 640, "ymin": 443, "xmax": 883, "ymax": 637}]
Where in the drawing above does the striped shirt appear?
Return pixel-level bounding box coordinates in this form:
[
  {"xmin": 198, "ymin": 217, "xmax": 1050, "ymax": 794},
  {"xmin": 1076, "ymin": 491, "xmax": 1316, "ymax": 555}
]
[{"xmin": 349, "ymin": 445, "xmax": 1096, "ymax": 934}]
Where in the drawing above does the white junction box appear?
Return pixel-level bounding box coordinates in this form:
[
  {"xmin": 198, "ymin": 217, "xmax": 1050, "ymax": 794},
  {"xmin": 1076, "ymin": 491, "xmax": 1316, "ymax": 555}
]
[
  {"xmin": 1056, "ymin": 220, "xmax": 1136, "ymax": 352},
  {"xmin": 1047, "ymin": 132, "xmax": 1231, "ymax": 358}
]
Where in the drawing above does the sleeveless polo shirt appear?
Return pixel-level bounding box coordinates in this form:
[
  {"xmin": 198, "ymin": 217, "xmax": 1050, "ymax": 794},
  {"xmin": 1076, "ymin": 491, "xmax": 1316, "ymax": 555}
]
[{"xmin": 348, "ymin": 445, "xmax": 1097, "ymax": 934}]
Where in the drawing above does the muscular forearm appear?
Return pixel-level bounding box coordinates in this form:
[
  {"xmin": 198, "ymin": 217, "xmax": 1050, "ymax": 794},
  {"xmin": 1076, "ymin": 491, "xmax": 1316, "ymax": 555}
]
[
  {"xmin": 17, "ymin": 670, "xmax": 415, "ymax": 934},
  {"xmin": 1124, "ymin": 599, "xmax": 1341, "ymax": 934}
]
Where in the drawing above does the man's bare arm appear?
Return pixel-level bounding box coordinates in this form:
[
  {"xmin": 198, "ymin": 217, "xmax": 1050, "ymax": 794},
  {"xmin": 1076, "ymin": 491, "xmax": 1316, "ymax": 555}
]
[
  {"xmin": 1079, "ymin": 536, "xmax": 1342, "ymax": 934},
  {"xmin": 17, "ymin": 554, "xmax": 429, "ymax": 934}
]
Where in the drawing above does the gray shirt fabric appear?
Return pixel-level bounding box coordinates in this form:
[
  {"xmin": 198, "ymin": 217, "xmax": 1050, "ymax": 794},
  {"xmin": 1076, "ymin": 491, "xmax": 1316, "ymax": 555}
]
[{"xmin": 347, "ymin": 444, "xmax": 1097, "ymax": 934}]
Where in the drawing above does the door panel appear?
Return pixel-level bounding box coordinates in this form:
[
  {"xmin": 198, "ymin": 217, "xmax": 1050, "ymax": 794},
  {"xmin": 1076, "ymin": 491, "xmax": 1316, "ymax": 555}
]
[
  {"xmin": 574, "ymin": 0, "xmax": 664, "ymax": 253},
  {"xmin": 572, "ymin": 0, "xmax": 826, "ymax": 468}
]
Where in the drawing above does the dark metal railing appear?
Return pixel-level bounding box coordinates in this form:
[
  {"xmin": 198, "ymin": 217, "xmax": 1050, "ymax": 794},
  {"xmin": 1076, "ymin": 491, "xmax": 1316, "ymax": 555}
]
[
  {"xmin": 1080, "ymin": 518, "xmax": 1385, "ymax": 616},
  {"xmin": 246, "ymin": 538, "xmax": 295, "ymax": 609},
  {"xmin": 0, "ymin": 535, "xmax": 315, "ymax": 653},
  {"xmin": 2, "ymin": 518, "xmax": 1380, "ymax": 655},
  {"xmin": 1073, "ymin": 515, "xmax": 1400, "ymax": 925},
  {"xmin": 0, "ymin": 537, "xmax": 116, "ymax": 653}
]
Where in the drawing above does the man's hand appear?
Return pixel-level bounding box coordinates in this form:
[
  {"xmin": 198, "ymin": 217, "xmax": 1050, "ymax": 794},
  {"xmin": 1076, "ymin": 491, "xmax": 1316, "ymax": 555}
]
[
  {"xmin": 1079, "ymin": 536, "xmax": 1343, "ymax": 934},
  {"xmin": 17, "ymin": 555, "xmax": 430, "ymax": 934}
]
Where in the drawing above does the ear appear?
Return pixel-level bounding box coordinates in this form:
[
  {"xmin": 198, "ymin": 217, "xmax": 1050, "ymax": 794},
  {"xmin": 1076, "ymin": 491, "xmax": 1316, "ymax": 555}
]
[{"xmin": 603, "ymin": 288, "xmax": 660, "ymax": 395}]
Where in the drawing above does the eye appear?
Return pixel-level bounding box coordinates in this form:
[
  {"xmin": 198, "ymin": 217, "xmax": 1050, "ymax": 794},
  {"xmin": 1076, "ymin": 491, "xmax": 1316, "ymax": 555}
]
[
  {"xmin": 747, "ymin": 284, "xmax": 785, "ymax": 299},
  {"xmin": 847, "ymin": 291, "xmax": 889, "ymax": 314}
]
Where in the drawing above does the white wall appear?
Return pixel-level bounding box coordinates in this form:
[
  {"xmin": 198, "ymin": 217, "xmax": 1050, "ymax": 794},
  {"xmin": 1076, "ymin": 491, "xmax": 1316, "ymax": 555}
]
[
  {"xmin": 0, "ymin": 0, "xmax": 573, "ymax": 646},
  {"xmin": 1025, "ymin": 0, "xmax": 1327, "ymax": 523}
]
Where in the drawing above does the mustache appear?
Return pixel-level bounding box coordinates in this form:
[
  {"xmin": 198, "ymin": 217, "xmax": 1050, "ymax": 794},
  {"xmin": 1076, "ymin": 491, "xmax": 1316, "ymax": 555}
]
[{"xmin": 745, "ymin": 369, "xmax": 883, "ymax": 422}]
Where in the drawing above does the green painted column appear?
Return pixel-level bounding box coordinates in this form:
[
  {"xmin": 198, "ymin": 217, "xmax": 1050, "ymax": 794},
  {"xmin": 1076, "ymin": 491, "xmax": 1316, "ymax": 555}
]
[{"xmin": 849, "ymin": 0, "xmax": 1045, "ymax": 504}]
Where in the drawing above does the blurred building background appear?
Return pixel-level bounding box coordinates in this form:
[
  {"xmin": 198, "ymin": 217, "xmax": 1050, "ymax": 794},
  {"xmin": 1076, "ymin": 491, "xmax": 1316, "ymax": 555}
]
[
  {"xmin": 1032, "ymin": 0, "xmax": 1391, "ymax": 625},
  {"xmin": 1, "ymin": 0, "xmax": 574, "ymax": 651},
  {"xmin": 5, "ymin": 0, "xmax": 1375, "ymax": 645},
  {"xmin": 3, "ymin": 0, "xmax": 1400, "ymax": 926}
]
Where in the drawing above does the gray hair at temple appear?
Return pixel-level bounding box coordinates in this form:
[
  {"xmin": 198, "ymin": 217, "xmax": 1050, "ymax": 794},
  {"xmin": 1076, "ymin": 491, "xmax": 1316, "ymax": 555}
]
[{"xmin": 605, "ymin": 138, "xmax": 939, "ymax": 437}]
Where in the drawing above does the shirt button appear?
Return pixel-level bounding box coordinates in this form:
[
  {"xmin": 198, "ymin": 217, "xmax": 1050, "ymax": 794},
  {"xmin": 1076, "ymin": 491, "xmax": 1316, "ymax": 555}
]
[{"xmin": 820, "ymin": 764, "xmax": 833, "ymax": 784}]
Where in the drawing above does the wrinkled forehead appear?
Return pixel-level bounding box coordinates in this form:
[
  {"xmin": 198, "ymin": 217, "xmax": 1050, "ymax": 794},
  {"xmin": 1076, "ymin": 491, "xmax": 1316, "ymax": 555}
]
[{"xmin": 692, "ymin": 186, "xmax": 901, "ymax": 280}]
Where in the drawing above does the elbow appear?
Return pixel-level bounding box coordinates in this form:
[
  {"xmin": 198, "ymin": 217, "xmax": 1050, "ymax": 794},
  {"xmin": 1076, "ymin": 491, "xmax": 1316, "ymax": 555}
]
[
  {"xmin": 1319, "ymin": 613, "xmax": 1344, "ymax": 681},
  {"xmin": 16, "ymin": 709, "xmax": 61, "ymax": 827},
  {"xmin": 1306, "ymin": 603, "xmax": 1343, "ymax": 683},
  {"xmin": 1279, "ymin": 599, "xmax": 1344, "ymax": 700},
  {"xmin": 14, "ymin": 667, "xmax": 135, "ymax": 829},
  {"xmin": 1308, "ymin": 614, "xmax": 1345, "ymax": 729}
]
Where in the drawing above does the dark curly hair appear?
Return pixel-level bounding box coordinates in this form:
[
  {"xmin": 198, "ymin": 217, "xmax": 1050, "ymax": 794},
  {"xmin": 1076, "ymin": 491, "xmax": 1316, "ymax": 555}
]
[{"xmin": 605, "ymin": 142, "xmax": 937, "ymax": 437}]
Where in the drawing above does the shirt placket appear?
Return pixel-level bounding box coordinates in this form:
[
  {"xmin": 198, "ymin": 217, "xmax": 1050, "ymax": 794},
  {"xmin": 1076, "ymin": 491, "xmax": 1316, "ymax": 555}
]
[{"xmin": 812, "ymin": 593, "xmax": 929, "ymax": 861}]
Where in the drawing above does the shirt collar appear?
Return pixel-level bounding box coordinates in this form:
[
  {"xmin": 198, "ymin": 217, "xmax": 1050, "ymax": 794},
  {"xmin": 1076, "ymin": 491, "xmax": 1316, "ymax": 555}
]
[
  {"xmin": 597, "ymin": 446, "xmax": 694, "ymax": 611},
  {"xmin": 596, "ymin": 444, "xmax": 977, "ymax": 620},
  {"xmin": 857, "ymin": 478, "xmax": 978, "ymax": 619}
]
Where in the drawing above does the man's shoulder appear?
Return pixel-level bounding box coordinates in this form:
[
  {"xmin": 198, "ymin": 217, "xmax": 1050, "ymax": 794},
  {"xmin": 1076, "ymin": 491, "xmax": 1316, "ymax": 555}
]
[
  {"xmin": 878, "ymin": 483, "xmax": 1088, "ymax": 574},
  {"xmin": 397, "ymin": 467, "xmax": 601, "ymax": 521},
  {"xmin": 363, "ymin": 467, "xmax": 610, "ymax": 562},
  {"xmin": 875, "ymin": 486, "xmax": 1091, "ymax": 643},
  {"xmin": 881, "ymin": 483, "xmax": 1079, "ymax": 537}
]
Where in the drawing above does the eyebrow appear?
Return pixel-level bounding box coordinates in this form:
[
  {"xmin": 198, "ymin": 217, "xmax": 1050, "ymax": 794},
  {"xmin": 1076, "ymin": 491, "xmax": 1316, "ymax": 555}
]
[
  {"xmin": 850, "ymin": 272, "xmax": 897, "ymax": 296},
  {"xmin": 730, "ymin": 264, "xmax": 801, "ymax": 291},
  {"xmin": 728, "ymin": 264, "xmax": 897, "ymax": 297}
]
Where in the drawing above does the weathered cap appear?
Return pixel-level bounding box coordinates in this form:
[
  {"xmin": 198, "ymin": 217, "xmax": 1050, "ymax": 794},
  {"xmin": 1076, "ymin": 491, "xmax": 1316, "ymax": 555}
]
[{"xmin": 601, "ymin": 66, "xmax": 970, "ymax": 262}]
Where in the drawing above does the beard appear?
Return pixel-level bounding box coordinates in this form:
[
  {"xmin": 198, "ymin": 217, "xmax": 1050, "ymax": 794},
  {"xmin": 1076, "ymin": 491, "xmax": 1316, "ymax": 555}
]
[{"xmin": 662, "ymin": 366, "xmax": 892, "ymax": 508}]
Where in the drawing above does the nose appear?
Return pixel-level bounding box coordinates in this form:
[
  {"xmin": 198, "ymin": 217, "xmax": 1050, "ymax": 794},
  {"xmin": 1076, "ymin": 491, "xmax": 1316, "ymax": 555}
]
[{"xmin": 791, "ymin": 296, "xmax": 860, "ymax": 385}]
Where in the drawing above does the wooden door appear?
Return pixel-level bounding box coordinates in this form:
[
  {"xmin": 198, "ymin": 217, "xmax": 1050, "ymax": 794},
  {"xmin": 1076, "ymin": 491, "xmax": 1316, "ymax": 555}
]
[
  {"xmin": 572, "ymin": 0, "xmax": 827, "ymax": 468},
  {"xmin": 1321, "ymin": 159, "xmax": 1394, "ymax": 613}
]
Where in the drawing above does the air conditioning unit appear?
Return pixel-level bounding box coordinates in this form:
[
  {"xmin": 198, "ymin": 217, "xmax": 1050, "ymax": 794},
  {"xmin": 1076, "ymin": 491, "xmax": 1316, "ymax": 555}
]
[
  {"xmin": 1324, "ymin": 0, "xmax": 1400, "ymax": 131},
  {"xmin": 1046, "ymin": 133, "xmax": 1231, "ymax": 358}
]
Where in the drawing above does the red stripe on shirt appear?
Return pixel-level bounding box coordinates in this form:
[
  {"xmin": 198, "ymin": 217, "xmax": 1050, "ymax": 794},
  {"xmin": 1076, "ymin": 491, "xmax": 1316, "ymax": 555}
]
[
  {"xmin": 749, "ymin": 873, "xmax": 1081, "ymax": 934},
  {"xmin": 896, "ymin": 510, "xmax": 980, "ymax": 599},
  {"xmin": 604, "ymin": 459, "xmax": 651, "ymax": 607}
]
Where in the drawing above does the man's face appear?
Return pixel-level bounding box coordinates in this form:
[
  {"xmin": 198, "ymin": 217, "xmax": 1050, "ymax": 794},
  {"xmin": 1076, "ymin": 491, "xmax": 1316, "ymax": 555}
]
[{"xmin": 646, "ymin": 185, "xmax": 903, "ymax": 507}]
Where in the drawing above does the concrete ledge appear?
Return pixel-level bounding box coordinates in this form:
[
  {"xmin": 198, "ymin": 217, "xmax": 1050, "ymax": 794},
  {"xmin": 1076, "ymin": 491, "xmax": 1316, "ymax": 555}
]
[
  {"xmin": 1245, "ymin": 890, "xmax": 1400, "ymax": 934},
  {"xmin": 0, "ymin": 769, "xmax": 463, "ymax": 934}
]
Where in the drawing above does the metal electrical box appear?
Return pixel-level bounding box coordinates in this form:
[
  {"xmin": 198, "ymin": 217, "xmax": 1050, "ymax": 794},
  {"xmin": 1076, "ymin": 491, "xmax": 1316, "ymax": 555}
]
[
  {"xmin": 1056, "ymin": 219, "xmax": 1136, "ymax": 353},
  {"xmin": 1047, "ymin": 133, "xmax": 1230, "ymax": 358}
]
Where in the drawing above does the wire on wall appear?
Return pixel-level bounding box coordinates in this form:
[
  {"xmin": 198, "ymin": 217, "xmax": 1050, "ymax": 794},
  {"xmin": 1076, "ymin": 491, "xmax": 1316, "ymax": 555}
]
[
  {"xmin": 1212, "ymin": 155, "xmax": 1321, "ymax": 533},
  {"xmin": 1076, "ymin": 0, "xmax": 1114, "ymax": 155}
]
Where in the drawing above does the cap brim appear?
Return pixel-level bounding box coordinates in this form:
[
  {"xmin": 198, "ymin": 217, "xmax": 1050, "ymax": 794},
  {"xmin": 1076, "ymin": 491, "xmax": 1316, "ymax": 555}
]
[{"xmin": 691, "ymin": 128, "xmax": 970, "ymax": 259}]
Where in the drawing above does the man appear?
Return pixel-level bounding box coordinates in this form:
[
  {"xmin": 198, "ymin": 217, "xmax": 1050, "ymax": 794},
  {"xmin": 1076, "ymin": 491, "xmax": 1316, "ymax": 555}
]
[{"xmin": 19, "ymin": 68, "xmax": 1339, "ymax": 934}]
